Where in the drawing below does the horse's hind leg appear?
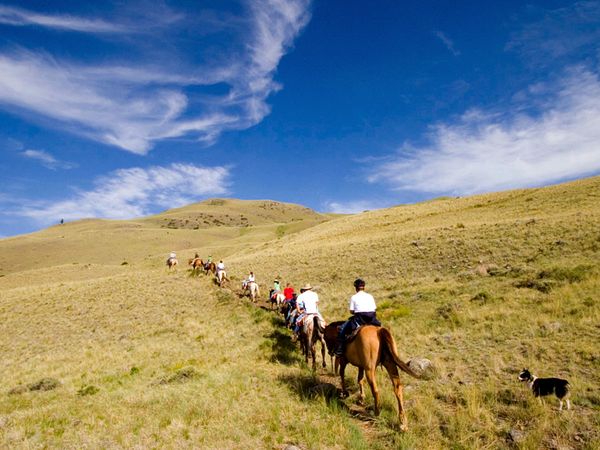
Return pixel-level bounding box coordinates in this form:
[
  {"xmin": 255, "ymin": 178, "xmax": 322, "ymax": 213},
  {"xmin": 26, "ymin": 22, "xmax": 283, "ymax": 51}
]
[
  {"xmin": 382, "ymin": 359, "xmax": 408, "ymax": 431},
  {"xmin": 357, "ymin": 368, "xmax": 365, "ymax": 405},
  {"xmin": 365, "ymin": 367, "xmax": 380, "ymax": 416},
  {"xmin": 320, "ymin": 338, "xmax": 326, "ymax": 368},
  {"xmin": 339, "ymin": 361, "xmax": 349, "ymax": 398}
]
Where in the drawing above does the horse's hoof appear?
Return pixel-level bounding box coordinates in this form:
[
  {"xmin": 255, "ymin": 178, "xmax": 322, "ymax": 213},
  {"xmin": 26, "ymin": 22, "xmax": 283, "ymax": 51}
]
[
  {"xmin": 340, "ymin": 391, "xmax": 349, "ymax": 399},
  {"xmin": 400, "ymin": 425, "xmax": 408, "ymax": 432}
]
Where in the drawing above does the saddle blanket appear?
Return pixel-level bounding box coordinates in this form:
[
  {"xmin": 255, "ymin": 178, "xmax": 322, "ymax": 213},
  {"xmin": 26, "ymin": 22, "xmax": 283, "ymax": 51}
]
[{"xmin": 299, "ymin": 313, "xmax": 326, "ymax": 329}]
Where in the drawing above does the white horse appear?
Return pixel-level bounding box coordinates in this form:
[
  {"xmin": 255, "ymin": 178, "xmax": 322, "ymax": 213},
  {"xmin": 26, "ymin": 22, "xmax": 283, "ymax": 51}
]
[
  {"xmin": 246, "ymin": 282, "xmax": 260, "ymax": 302},
  {"xmin": 166, "ymin": 257, "xmax": 178, "ymax": 271},
  {"xmin": 216, "ymin": 270, "xmax": 227, "ymax": 287},
  {"xmin": 270, "ymin": 292, "xmax": 285, "ymax": 310}
]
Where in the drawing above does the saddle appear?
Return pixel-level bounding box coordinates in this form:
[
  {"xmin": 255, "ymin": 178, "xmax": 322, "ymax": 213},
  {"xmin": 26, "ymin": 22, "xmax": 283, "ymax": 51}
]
[{"xmin": 344, "ymin": 323, "xmax": 381, "ymax": 345}]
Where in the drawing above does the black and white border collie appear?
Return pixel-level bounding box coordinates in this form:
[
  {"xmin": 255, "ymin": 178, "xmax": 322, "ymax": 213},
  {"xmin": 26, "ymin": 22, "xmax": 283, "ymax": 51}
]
[{"xmin": 518, "ymin": 369, "xmax": 571, "ymax": 410}]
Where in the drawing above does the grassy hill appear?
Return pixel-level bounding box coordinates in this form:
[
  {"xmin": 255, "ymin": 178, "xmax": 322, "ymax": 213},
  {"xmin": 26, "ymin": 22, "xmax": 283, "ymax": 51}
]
[
  {"xmin": 1, "ymin": 178, "xmax": 599, "ymax": 448},
  {"xmin": 0, "ymin": 199, "xmax": 329, "ymax": 279}
]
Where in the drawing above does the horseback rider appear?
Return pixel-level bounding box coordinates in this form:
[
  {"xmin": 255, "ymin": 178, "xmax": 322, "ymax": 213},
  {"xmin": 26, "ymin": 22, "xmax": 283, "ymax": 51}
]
[
  {"xmin": 243, "ymin": 271, "xmax": 255, "ymax": 290},
  {"xmin": 216, "ymin": 260, "xmax": 225, "ymax": 274},
  {"xmin": 168, "ymin": 251, "xmax": 176, "ymax": 262},
  {"xmin": 270, "ymin": 279, "xmax": 281, "ymax": 301},
  {"xmin": 292, "ymin": 284, "xmax": 322, "ymax": 340},
  {"xmin": 283, "ymin": 283, "xmax": 295, "ymax": 302},
  {"xmin": 334, "ymin": 278, "xmax": 381, "ymax": 357},
  {"xmin": 204, "ymin": 255, "xmax": 213, "ymax": 270}
]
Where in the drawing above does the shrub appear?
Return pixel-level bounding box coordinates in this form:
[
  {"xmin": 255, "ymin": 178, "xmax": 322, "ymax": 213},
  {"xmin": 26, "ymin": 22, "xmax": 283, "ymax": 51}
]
[
  {"xmin": 470, "ymin": 291, "xmax": 491, "ymax": 303},
  {"xmin": 538, "ymin": 265, "xmax": 591, "ymax": 283},
  {"xmin": 77, "ymin": 385, "xmax": 99, "ymax": 396},
  {"xmin": 515, "ymin": 278, "xmax": 554, "ymax": 293},
  {"xmin": 435, "ymin": 303, "xmax": 462, "ymax": 325}
]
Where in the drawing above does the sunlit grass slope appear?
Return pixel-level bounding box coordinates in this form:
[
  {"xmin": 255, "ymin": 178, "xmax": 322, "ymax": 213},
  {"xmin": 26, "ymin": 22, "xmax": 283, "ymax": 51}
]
[
  {"xmin": 228, "ymin": 176, "xmax": 600, "ymax": 448},
  {"xmin": 1, "ymin": 177, "xmax": 599, "ymax": 449},
  {"xmin": 0, "ymin": 270, "xmax": 369, "ymax": 448}
]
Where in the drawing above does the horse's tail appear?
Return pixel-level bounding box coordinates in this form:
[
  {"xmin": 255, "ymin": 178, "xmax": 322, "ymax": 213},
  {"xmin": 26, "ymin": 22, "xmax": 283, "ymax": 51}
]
[
  {"xmin": 314, "ymin": 315, "xmax": 325, "ymax": 333},
  {"xmin": 378, "ymin": 327, "xmax": 419, "ymax": 378}
]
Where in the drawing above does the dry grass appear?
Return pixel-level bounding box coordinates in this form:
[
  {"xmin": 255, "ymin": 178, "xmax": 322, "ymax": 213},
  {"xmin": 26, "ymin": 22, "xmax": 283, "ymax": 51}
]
[{"xmin": 1, "ymin": 178, "xmax": 599, "ymax": 448}]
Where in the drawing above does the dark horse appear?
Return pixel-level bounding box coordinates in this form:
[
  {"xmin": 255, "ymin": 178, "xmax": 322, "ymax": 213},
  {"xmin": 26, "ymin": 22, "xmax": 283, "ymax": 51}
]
[
  {"xmin": 324, "ymin": 323, "xmax": 419, "ymax": 431},
  {"xmin": 204, "ymin": 261, "xmax": 216, "ymax": 276}
]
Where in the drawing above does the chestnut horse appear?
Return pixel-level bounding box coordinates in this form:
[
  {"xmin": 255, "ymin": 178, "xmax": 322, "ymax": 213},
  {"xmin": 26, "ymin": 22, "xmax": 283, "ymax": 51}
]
[
  {"xmin": 188, "ymin": 257, "xmax": 203, "ymax": 275},
  {"xmin": 329, "ymin": 324, "xmax": 419, "ymax": 431}
]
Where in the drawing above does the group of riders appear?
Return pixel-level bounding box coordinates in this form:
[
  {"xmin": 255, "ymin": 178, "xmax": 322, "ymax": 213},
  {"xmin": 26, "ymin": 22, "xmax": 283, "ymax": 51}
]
[
  {"xmin": 168, "ymin": 250, "xmax": 381, "ymax": 356},
  {"xmin": 246, "ymin": 272, "xmax": 381, "ymax": 357},
  {"xmin": 168, "ymin": 252, "xmax": 226, "ymax": 280}
]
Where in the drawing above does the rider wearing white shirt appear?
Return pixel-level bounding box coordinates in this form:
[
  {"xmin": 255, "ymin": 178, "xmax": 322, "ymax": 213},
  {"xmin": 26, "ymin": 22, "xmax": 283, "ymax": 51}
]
[
  {"xmin": 293, "ymin": 284, "xmax": 324, "ymax": 337},
  {"xmin": 335, "ymin": 278, "xmax": 381, "ymax": 356},
  {"xmin": 216, "ymin": 261, "xmax": 225, "ymax": 273},
  {"xmin": 243, "ymin": 271, "xmax": 255, "ymax": 290},
  {"xmin": 349, "ymin": 290, "xmax": 376, "ymax": 313}
]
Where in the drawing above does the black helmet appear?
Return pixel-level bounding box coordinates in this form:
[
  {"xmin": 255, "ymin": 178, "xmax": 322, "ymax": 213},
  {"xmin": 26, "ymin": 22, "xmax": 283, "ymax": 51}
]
[{"xmin": 353, "ymin": 278, "xmax": 366, "ymax": 288}]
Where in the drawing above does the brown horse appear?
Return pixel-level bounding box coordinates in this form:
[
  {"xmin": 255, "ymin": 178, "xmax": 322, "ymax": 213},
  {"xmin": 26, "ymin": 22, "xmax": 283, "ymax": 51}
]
[
  {"xmin": 323, "ymin": 320, "xmax": 345, "ymax": 371},
  {"xmin": 166, "ymin": 257, "xmax": 178, "ymax": 270},
  {"xmin": 204, "ymin": 261, "xmax": 216, "ymax": 276},
  {"xmin": 299, "ymin": 315, "xmax": 327, "ymax": 370},
  {"xmin": 188, "ymin": 257, "xmax": 203, "ymax": 275},
  {"xmin": 334, "ymin": 325, "xmax": 419, "ymax": 431}
]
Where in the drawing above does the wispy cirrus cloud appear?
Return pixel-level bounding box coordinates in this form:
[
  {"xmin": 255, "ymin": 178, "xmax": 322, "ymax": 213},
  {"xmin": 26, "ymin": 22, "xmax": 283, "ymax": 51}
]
[
  {"xmin": 434, "ymin": 30, "xmax": 460, "ymax": 56},
  {"xmin": 506, "ymin": 1, "xmax": 600, "ymax": 65},
  {"xmin": 20, "ymin": 149, "xmax": 76, "ymax": 170},
  {"xmin": 369, "ymin": 67, "xmax": 600, "ymax": 195},
  {"xmin": 0, "ymin": 4, "xmax": 126, "ymax": 33},
  {"xmin": 0, "ymin": 0, "xmax": 312, "ymax": 153},
  {"xmin": 16, "ymin": 163, "xmax": 231, "ymax": 224}
]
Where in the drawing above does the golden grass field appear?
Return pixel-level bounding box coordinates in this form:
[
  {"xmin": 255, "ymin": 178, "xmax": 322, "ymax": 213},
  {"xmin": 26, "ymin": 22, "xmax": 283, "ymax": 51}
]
[{"xmin": 1, "ymin": 178, "xmax": 599, "ymax": 449}]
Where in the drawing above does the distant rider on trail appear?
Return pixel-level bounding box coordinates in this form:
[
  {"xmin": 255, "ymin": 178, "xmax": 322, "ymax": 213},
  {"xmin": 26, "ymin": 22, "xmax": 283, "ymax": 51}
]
[{"xmin": 243, "ymin": 271, "xmax": 256, "ymax": 290}]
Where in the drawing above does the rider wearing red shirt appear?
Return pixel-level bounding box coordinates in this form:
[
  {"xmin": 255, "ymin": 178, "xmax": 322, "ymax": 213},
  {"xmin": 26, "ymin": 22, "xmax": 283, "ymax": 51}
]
[{"xmin": 283, "ymin": 283, "xmax": 295, "ymax": 300}]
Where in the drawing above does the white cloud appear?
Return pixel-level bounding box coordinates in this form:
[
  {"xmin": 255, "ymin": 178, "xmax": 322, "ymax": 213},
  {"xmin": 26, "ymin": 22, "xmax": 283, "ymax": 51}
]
[
  {"xmin": 370, "ymin": 67, "xmax": 600, "ymax": 195},
  {"xmin": 323, "ymin": 200, "xmax": 386, "ymax": 214},
  {"xmin": 21, "ymin": 149, "xmax": 75, "ymax": 170},
  {"xmin": 17, "ymin": 163, "xmax": 231, "ymax": 223},
  {"xmin": 0, "ymin": 1, "xmax": 312, "ymax": 153},
  {"xmin": 434, "ymin": 31, "xmax": 460, "ymax": 56},
  {"xmin": 0, "ymin": 4, "xmax": 126, "ymax": 33}
]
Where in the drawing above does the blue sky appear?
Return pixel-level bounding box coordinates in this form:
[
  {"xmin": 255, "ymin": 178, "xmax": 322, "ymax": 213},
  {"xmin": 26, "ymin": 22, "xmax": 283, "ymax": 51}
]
[{"xmin": 1, "ymin": 0, "xmax": 600, "ymax": 237}]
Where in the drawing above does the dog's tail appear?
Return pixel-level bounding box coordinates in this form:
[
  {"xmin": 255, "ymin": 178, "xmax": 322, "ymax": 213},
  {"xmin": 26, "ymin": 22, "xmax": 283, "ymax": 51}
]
[{"xmin": 378, "ymin": 327, "xmax": 420, "ymax": 378}]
